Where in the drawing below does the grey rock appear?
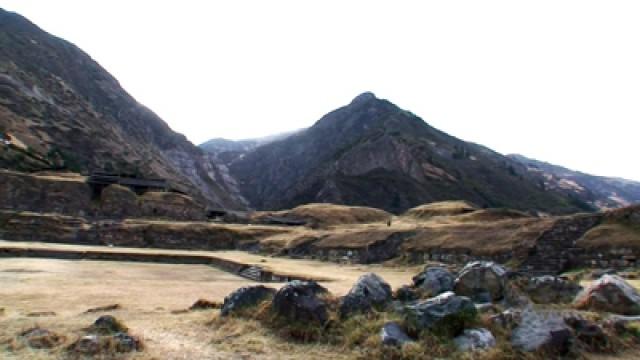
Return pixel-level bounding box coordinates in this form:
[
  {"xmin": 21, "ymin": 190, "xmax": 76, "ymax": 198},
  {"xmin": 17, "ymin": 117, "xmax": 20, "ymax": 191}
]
[
  {"xmin": 113, "ymin": 332, "xmax": 142, "ymax": 353},
  {"xmin": 454, "ymin": 261, "xmax": 507, "ymax": 302},
  {"xmin": 511, "ymin": 309, "xmax": 572, "ymax": 354},
  {"xmin": 91, "ymin": 315, "xmax": 127, "ymax": 335},
  {"xmin": 74, "ymin": 335, "xmax": 100, "ymax": 355},
  {"xmin": 564, "ymin": 315, "xmax": 609, "ymax": 351},
  {"xmin": 272, "ymin": 280, "xmax": 329, "ymax": 325},
  {"xmin": 19, "ymin": 328, "xmax": 63, "ymax": 349},
  {"xmin": 523, "ymin": 275, "xmax": 582, "ymax": 304},
  {"xmin": 380, "ymin": 322, "xmax": 413, "ymax": 347},
  {"xmin": 412, "ymin": 266, "xmax": 454, "ymax": 297},
  {"xmin": 221, "ymin": 285, "xmax": 276, "ymax": 316},
  {"xmin": 454, "ymin": 328, "xmax": 496, "ymax": 351},
  {"xmin": 340, "ymin": 273, "xmax": 392, "ymax": 318},
  {"xmin": 489, "ymin": 309, "xmax": 522, "ymax": 331},
  {"xmin": 395, "ymin": 285, "xmax": 420, "ymax": 302},
  {"xmin": 404, "ymin": 291, "xmax": 477, "ymax": 335},
  {"xmin": 574, "ymin": 275, "xmax": 640, "ymax": 315}
]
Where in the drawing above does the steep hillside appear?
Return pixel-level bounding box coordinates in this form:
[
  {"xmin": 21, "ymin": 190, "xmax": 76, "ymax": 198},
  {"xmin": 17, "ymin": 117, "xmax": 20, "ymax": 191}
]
[
  {"xmin": 200, "ymin": 130, "xmax": 300, "ymax": 165},
  {"xmin": 229, "ymin": 92, "xmax": 589, "ymax": 214},
  {"xmin": 0, "ymin": 9, "xmax": 246, "ymax": 209},
  {"xmin": 510, "ymin": 154, "xmax": 640, "ymax": 210}
]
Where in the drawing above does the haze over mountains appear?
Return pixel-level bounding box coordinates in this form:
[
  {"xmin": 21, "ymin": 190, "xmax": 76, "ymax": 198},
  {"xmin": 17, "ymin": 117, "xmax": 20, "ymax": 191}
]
[{"xmin": 1, "ymin": 8, "xmax": 639, "ymax": 214}]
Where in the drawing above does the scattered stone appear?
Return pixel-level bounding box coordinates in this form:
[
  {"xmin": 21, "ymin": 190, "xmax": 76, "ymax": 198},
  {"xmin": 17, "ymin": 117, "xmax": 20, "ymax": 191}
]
[
  {"xmin": 380, "ymin": 322, "xmax": 413, "ymax": 347},
  {"xmin": 404, "ymin": 291, "xmax": 477, "ymax": 336},
  {"xmin": 489, "ymin": 309, "xmax": 522, "ymax": 331},
  {"xmin": 574, "ymin": 275, "xmax": 640, "ymax": 315},
  {"xmin": 26, "ymin": 311, "xmax": 56, "ymax": 317},
  {"xmin": 412, "ymin": 266, "xmax": 454, "ymax": 297},
  {"xmin": 340, "ymin": 273, "xmax": 392, "ymax": 318},
  {"xmin": 85, "ymin": 304, "xmax": 121, "ymax": 313},
  {"xmin": 272, "ymin": 280, "xmax": 329, "ymax": 325},
  {"xmin": 394, "ymin": 285, "xmax": 420, "ymax": 302},
  {"xmin": 454, "ymin": 261, "xmax": 507, "ymax": 302},
  {"xmin": 190, "ymin": 299, "xmax": 222, "ymax": 311},
  {"xmin": 475, "ymin": 303, "xmax": 499, "ymax": 314},
  {"xmin": 511, "ymin": 309, "xmax": 572, "ymax": 354},
  {"xmin": 454, "ymin": 328, "xmax": 496, "ymax": 351},
  {"xmin": 603, "ymin": 315, "xmax": 640, "ymax": 335},
  {"xmin": 112, "ymin": 332, "xmax": 143, "ymax": 353},
  {"xmin": 221, "ymin": 286, "xmax": 276, "ymax": 317},
  {"xmin": 20, "ymin": 328, "xmax": 64, "ymax": 349},
  {"xmin": 89, "ymin": 315, "xmax": 128, "ymax": 335},
  {"xmin": 72, "ymin": 335, "xmax": 100, "ymax": 355},
  {"xmin": 564, "ymin": 315, "xmax": 609, "ymax": 351},
  {"xmin": 590, "ymin": 268, "xmax": 617, "ymax": 280},
  {"xmin": 523, "ymin": 276, "xmax": 582, "ymax": 304}
]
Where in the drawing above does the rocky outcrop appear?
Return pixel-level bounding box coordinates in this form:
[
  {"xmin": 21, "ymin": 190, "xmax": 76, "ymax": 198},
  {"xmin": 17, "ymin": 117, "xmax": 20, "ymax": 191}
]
[
  {"xmin": 404, "ymin": 292, "xmax": 477, "ymax": 336},
  {"xmin": 272, "ymin": 281, "xmax": 329, "ymax": 325},
  {"xmin": 574, "ymin": 275, "xmax": 640, "ymax": 315},
  {"xmin": 339, "ymin": 273, "xmax": 392, "ymax": 318},
  {"xmin": 412, "ymin": 266, "xmax": 454, "ymax": 298},
  {"xmin": 453, "ymin": 328, "xmax": 496, "ymax": 352},
  {"xmin": 454, "ymin": 262, "xmax": 507, "ymax": 302},
  {"xmin": 221, "ymin": 286, "xmax": 276, "ymax": 316}
]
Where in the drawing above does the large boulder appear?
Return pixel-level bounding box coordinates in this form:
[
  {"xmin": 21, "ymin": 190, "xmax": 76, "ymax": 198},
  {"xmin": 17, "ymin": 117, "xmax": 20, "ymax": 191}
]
[
  {"xmin": 380, "ymin": 322, "xmax": 413, "ymax": 347},
  {"xmin": 221, "ymin": 286, "xmax": 276, "ymax": 316},
  {"xmin": 272, "ymin": 281, "xmax": 329, "ymax": 325},
  {"xmin": 454, "ymin": 261, "xmax": 507, "ymax": 302},
  {"xmin": 412, "ymin": 266, "xmax": 454, "ymax": 297},
  {"xmin": 574, "ymin": 275, "xmax": 640, "ymax": 315},
  {"xmin": 523, "ymin": 276, "xmax": 582, "ymax": 304},
  {"xmin": 454, "ymin": 328, "xmax": 496, "ymax": 352},
  {"xmin": 511, "ymin": 309, "xmax": 572, "ymax": 354},
  {"xmin": 404, "ymin": 291, "xmax": 477, "ymax": 336},
  {"xmin": 339, "ymin": 273, "xmax": 392, "ymax": 318}
]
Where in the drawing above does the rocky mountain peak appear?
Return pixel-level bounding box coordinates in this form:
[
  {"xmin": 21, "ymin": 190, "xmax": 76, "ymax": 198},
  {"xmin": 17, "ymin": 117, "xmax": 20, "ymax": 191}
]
[{"xmin": 349, "ymin": 91, "xmax": 378, "ymax": 105}]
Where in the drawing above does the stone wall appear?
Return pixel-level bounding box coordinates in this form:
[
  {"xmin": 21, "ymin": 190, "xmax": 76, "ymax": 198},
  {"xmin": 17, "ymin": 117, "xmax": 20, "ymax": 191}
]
[
  {"xmin": 0, "ymin": 210, "xmax": 285, "ymax": 251},
  {"xmin": 0, "ymin": 170, "xmax": 207, "ymax": 221}
]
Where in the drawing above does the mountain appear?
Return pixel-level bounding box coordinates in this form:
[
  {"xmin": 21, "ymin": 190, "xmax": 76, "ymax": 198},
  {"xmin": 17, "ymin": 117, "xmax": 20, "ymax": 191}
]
[
  {"xmin": 200, "ymin": 130, "xmax": 300, "ymax": 165},
  {"xmin": 0, "ymin": 9, "xmax": 246, "ymax": 209},
  {"xmin": 227, "ymin": 92, "xmax": 591, "ymax": 214},
  {"xmin": 509, "ymin": 154, "xmax": 640, "ymax": 210}
]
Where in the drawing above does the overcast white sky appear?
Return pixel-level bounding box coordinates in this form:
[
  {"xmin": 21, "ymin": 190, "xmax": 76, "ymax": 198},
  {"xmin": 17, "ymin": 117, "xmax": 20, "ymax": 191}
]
[{"xmin": 2, "ymin": 1, "xmax": 640, "ymax": 180}]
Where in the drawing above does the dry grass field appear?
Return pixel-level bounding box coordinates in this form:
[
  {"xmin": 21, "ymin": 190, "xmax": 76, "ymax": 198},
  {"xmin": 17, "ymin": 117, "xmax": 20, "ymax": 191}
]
[{"xmin": 0, "ymin": 245, "xmax": 422, "ymax": 359}]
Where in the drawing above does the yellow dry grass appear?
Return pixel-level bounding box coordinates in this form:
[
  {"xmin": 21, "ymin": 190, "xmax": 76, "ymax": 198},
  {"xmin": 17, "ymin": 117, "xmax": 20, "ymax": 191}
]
[
  {"xmin": 253, "ymin": 203, "xmax": 392, "ymax": 227},
  {"xmin": 404, "ymin": 201, "xmax": 478, "ymax": 219},
  {"xmin": 576, "ymin": 223, "xmax": 640, "ymax": 250}
]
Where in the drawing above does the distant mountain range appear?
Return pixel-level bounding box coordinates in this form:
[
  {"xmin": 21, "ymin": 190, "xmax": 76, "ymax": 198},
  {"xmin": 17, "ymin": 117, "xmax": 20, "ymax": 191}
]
[
  {"xmin": 508, "ymin": 154, "xmax": 640, "ymax": 210},
  {"xmin": 2, "ymin": 8, "xmax": 637, "ymax": 214}
]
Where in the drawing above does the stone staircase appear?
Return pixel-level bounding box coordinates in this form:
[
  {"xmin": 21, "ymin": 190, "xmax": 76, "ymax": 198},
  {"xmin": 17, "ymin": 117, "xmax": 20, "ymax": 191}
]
[
  {"xmin": 238, "ymin": 266, "xmax": 263, "ymax": 281},
  {"xmin": 519, "ymin": 214, "xmax": 601, "ymax": 276}
]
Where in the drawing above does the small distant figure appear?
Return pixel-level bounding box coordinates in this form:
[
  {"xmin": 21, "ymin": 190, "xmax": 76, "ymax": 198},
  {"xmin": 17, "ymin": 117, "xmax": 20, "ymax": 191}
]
[{"xmin": 387, "ymin": 218, "xmax": 392, "ymax": 227}]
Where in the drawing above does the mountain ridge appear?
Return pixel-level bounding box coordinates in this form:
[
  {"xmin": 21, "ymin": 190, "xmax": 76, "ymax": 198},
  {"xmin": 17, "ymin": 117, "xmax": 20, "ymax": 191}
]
[
  {"xmin": 224, "ymin": 92, "xmax": 589, "ymax": 214},
  {"xmin": 0, "ymin": 8, "xmax": 247, "ymax": 209}
]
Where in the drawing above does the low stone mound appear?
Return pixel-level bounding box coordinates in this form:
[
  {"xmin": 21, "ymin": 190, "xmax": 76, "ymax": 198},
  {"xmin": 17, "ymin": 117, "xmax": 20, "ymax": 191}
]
[
  {"xmin": 70, "ymin": 316, "xmax": 143, "ymax": 356},
  {"xmin": 404, "ymin": 201, "xmax": 478, "ymax": 220},
  {"xmin": 253, "ymin": 203, "xmax": 391, "ymax": 228},
  {"xmin": 574, "ymin": 274, "xmax": 640, "ymax": 315}
]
